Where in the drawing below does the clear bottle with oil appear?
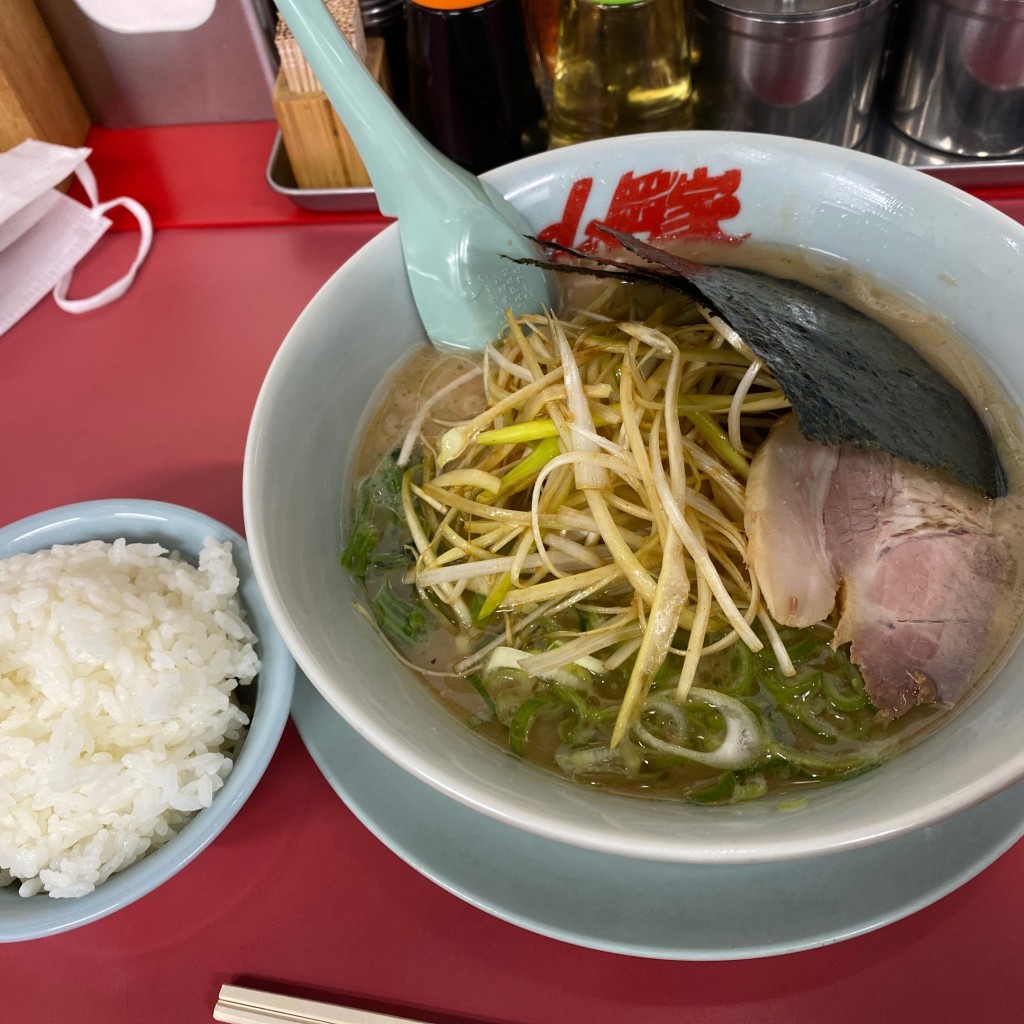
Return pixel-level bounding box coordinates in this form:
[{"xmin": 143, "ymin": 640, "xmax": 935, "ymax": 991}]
[{"xmin": 549, "ymin": 0, "xmax": 692, "ymax": 146}]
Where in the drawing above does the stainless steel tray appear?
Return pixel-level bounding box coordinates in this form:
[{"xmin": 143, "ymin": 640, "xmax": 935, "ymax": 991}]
[
  {"xmin": 863, "ymin": 116, "xmax": 1024, "ymax": 189},
  {"xmin": 266, "ymin": 131, "xmax": 380, "ymax": 214},
  {"xmin": 266, "ymin": 124, "xmax": 1024, "ymax": 214}
]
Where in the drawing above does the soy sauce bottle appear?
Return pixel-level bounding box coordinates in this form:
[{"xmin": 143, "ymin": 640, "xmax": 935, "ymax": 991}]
[
  {"xmin": 405, "ymin": 0, "xmax": 547, "ymax": 174},
  {"xmin": 360, "ymin": 0, "xmax": 412, "ymax": 114}
]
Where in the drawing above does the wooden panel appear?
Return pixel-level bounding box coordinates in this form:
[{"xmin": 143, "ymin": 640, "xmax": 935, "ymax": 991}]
[{"xmin": 0, "ymin": 0, "xmax": 90, "ymax": 151}]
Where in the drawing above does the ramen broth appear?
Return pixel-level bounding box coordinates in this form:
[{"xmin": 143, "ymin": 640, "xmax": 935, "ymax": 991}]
[{"xmin": 344, "ymin": 242, "xmax": 1024, "ymax": 803}]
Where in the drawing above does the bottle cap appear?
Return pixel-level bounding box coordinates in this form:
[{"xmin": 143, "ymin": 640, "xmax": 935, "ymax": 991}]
[
  {"xmin": 408, "ymin": 0, "xmax": 496, "ymax": 10},
  {"xmin": 358, "ymin": 0, "xmax": 404, "ymax": 25}
]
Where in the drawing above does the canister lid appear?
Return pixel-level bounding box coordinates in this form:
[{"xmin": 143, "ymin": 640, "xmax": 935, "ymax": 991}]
[{"xmin": 696, "ymin": 0, "xmax": 882, "ymax": 19}]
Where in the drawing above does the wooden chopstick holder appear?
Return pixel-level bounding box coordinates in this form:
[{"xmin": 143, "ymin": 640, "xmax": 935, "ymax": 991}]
[
  {"xmin": 271, "ymin": 36, "xmax": 388, "ymax": 189},
  {"xmin": 214, "ymin": 984, "xmax": 427, "ymax": 1024}
]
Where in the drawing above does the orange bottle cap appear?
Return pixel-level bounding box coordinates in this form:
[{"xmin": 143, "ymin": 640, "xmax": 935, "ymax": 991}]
[{"xmin": 409, "ymin": 0, "xmax": 495, "ymax": 10}]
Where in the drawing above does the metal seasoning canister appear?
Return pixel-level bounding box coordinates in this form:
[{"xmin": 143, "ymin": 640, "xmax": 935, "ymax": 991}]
[
  {"xmin": 549, "ymin": 0, "xmax": 693, "ymax": 147},
  {"xmin": 405, "ymin": 0, "xmax": 547, "ymax": 174},
  {"xmin": 687, "ymin": 0, "xmax": 895, "ymax": 148},
  {"xmin": 884, "ymin": 0, "xmax": 1024, "ymax": 157}
]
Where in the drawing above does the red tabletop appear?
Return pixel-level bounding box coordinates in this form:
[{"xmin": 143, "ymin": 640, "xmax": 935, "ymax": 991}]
[{"xmin": 5, "ymin": 127, "xmax": 1024, "ymax": 1023}]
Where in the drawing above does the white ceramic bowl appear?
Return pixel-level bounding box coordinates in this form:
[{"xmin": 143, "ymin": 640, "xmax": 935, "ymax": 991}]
[
  {"xmin": 0, "ymin": 500, "xmax": 295, "ymax": 940},
  {"xmin": 244, "ymin": 132, "xmax": 1024, "ymax": 864}
]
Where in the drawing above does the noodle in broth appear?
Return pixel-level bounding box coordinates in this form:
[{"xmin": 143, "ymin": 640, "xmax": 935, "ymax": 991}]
[{"xmin": 342, "ymin": 250, "xmax": 1024, "ymax": 805}]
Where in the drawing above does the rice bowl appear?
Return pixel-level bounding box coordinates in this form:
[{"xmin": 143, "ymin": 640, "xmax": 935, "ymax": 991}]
[{"xmin": 0, "ymin": 500, "xmax": 294, "ymax": 941}]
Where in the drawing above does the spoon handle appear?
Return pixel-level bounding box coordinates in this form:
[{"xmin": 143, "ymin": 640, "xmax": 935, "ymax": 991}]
[
  {"xmin": 273, "ymin": 0, "xmax": 551, "ymax": 351},
  {"xmin": 274, "ymin": 0, "xmax": 486, "ymax": 219}
]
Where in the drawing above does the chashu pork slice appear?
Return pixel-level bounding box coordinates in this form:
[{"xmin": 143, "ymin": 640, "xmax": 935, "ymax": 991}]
[
  {"xmin": 745, "ymin": 414, "xmax": 1008, "ymax": 717},
  {"xmin": 745, "ymin": 415, "xmax": 839, "ymax": 628},
  {"xmin": 823, "ymin": 446, "xmax": 1006, "ymax": 717}
]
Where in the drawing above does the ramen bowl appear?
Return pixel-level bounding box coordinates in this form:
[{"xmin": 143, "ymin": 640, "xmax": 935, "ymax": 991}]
[{"xmin": 244, "ymin": 132, "xmax": 1024, "ymax": 864}]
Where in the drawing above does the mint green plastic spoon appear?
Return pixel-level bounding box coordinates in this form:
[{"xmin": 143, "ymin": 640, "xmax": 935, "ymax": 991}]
[{"xmin": 275, "ymin": 0, "xmax": 552, "ymax": 351}]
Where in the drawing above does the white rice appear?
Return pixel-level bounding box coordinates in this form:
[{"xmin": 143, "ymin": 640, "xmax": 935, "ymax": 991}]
[{"xmin": 0, "ymin": 537, "xmax": 260, "ymax": 898}]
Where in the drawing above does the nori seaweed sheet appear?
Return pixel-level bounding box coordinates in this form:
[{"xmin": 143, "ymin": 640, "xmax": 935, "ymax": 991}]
[{"xmin": 519, "ymin": 226, "xmax": 1005, "ymax": 498}]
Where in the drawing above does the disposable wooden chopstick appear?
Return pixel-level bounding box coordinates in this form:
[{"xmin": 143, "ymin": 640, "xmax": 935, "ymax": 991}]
[{"xmin": 213, "ymin": 984, "xmax": 427, "ymax": 1024}]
